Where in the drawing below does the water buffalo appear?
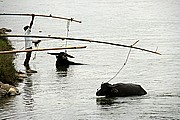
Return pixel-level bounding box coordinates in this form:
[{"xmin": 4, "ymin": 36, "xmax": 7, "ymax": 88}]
[
  {"xmin": 48, "ymin": 52, "xmax": 83, "ymax": 68},
  {"xmin": 96, "ymin": 82, "xmax": 147, "ymax": 97}
]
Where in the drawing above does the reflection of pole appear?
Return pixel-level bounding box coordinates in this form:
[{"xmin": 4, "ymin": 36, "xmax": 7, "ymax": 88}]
[
  {"xmin": 0, "ymin": 34, "xmax": 161, "ymax": 55},
  {"xmin": 0, "ymin": 13, "xmax": 82, "ymax": 23},
  {"xmin": 23, "ymin": 78, "xmax": 34, "ymax": 111}
]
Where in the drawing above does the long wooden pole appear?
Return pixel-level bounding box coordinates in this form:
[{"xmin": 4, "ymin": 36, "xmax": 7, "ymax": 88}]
[
  {"xmin": 0, "ymin": 34, "xmax": 161, "ymax": 55},
  {"xmin": 0, "ymin": 13, "xmax": 82, "ymax": 23},
  {"xmin": 0, "ymin": 46, "xmax": 86, "ymax": 54}
]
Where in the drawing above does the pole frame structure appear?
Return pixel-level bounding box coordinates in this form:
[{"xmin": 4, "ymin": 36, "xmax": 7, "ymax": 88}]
[{"xmin": 0, "ymin": 13, "xmax": 82, "ymax": 23}]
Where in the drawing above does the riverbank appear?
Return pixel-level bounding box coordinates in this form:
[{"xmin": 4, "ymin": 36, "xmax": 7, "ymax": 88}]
[
  {"xmin": 0, "ymin": 28, "xmax": 24, "ymax": 97},
  {"xmin": 0, "ymin": 28, "xmax": 18, "ymax": 86}
]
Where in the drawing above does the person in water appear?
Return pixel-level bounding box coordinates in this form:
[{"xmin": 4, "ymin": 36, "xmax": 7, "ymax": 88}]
[{"xmin": 23, "ymin": 14, "xmax": 39, "ymax": 73}]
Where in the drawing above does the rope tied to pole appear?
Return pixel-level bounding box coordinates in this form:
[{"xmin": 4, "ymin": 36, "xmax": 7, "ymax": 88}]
[
  {"xmin": 65, "ymin": 19, "xmax": 71, "ymax": 53},
  {"xmin": 66, "ymin": 19, "xmax": 71, "ymax": 38},
  {"xmin": 106, "ymin": 47, "xmax": 132, "ymax": 83},
  {"xmin": 97, "ymin": 40, "xmax": 139, "ymax": 91},
  {"xmin": 106, "ymin": 40, "xmax": 139, "ymax": 83}
]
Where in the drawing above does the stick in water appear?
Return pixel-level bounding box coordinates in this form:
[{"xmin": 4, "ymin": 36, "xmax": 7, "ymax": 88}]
[{"xmin": 0, "ymin": 46, "xmax": 86, "ymax": 54}]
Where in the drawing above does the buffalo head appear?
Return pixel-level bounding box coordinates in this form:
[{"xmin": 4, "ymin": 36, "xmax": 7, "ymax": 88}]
[{"xmin": 96, "ymin": 83, "xmax": 117, "ymax": 97}]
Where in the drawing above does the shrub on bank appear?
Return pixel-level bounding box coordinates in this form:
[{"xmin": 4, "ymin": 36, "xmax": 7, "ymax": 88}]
[{"xmin": 0, "ymin": 36, "xmax": 18, "ymax": 86}]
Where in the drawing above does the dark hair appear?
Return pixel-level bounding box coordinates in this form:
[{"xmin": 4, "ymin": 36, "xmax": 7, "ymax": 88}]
[{"xmin": 24, "ymin": 25, "xmax": 29, "ymax": 31}]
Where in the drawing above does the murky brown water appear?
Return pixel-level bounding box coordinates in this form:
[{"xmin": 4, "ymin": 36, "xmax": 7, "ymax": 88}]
[{"xmin": 1, "ymin": 0, "xmax": 180, "ymax": 119}]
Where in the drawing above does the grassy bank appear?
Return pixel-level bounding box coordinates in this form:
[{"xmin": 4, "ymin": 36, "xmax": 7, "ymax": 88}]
[{"xmin": 0, "ymin": 37, "xmax": 18, "ymax": 85}]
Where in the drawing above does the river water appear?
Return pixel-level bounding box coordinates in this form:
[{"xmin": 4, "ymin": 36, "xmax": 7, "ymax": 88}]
[{"xmin": 0, "ymin": 0, "xmax": 180, "ymax": 120}]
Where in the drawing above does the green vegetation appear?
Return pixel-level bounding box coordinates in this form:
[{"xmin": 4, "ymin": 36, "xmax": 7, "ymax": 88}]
[{"xmin": 0, "ymin": 37, "xmax": 17, "ymax": 85}]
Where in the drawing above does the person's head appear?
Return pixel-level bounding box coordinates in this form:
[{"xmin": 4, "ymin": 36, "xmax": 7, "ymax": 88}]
[{"xmin": 24, "ymin": 25, "xmax": 29, "ymax": 31}]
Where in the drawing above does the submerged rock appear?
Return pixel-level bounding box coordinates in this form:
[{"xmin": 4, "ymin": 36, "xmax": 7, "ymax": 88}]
[
  {"xmin": 15, "ymin": 71, "xmax": 28, "ymax": 81},
  {"xmin": 0, "ymin": 28, "xmax": 12, "ymax": 34},
  {"xmin": 0, "ymin": 27, "xmax": 12, "ymax": 40},
  {"xmin": 0, "ymin": 88, "xmax": 7, "ymax": 96},
  {"xmin": 0, "ymin": 81, "xmax": 20, "ymax": 97}
]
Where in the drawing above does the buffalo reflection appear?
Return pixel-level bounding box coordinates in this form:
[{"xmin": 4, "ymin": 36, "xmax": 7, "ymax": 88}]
[{"xmin": 96, "ymin": 97, "xmax": 119, "ymax": 105}]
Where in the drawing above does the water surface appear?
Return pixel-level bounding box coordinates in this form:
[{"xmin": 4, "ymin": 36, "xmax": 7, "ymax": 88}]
[{"xmin": 0, "ymin": 0, "xmax": 180, "ymax": 119}]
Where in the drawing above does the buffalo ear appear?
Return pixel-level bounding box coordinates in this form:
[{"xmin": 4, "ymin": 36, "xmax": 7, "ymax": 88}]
[
  {"xmin": 111, "ymin": 88, "xmax": 119, "ymax": 93},
  {"xmin": 100, "ymin": 83, "xmax": 112, "ymax": 88},
  {"xmin": 65, "ymin": 53, "xmax": 75, "ymax": 58},
  {"xmin": 100, "ymin": 83, "xmax": 114, "ymax": 90},
  {"xmin": 107, "ymin": 83, "xmax": 114, "ymax": 88}
]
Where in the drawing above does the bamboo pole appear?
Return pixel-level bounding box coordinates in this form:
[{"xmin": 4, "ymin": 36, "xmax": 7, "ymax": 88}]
[
  {"xmin": 0, "ymin": 13, "xmax": 82, "ymax": 23},
  {"xmin": 0, "ymin": 34, "xmax": 161, "ymax": 55},
  {"xmin": 0, "ymin": 46, "xmax": 86, "ymax": 54}
]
